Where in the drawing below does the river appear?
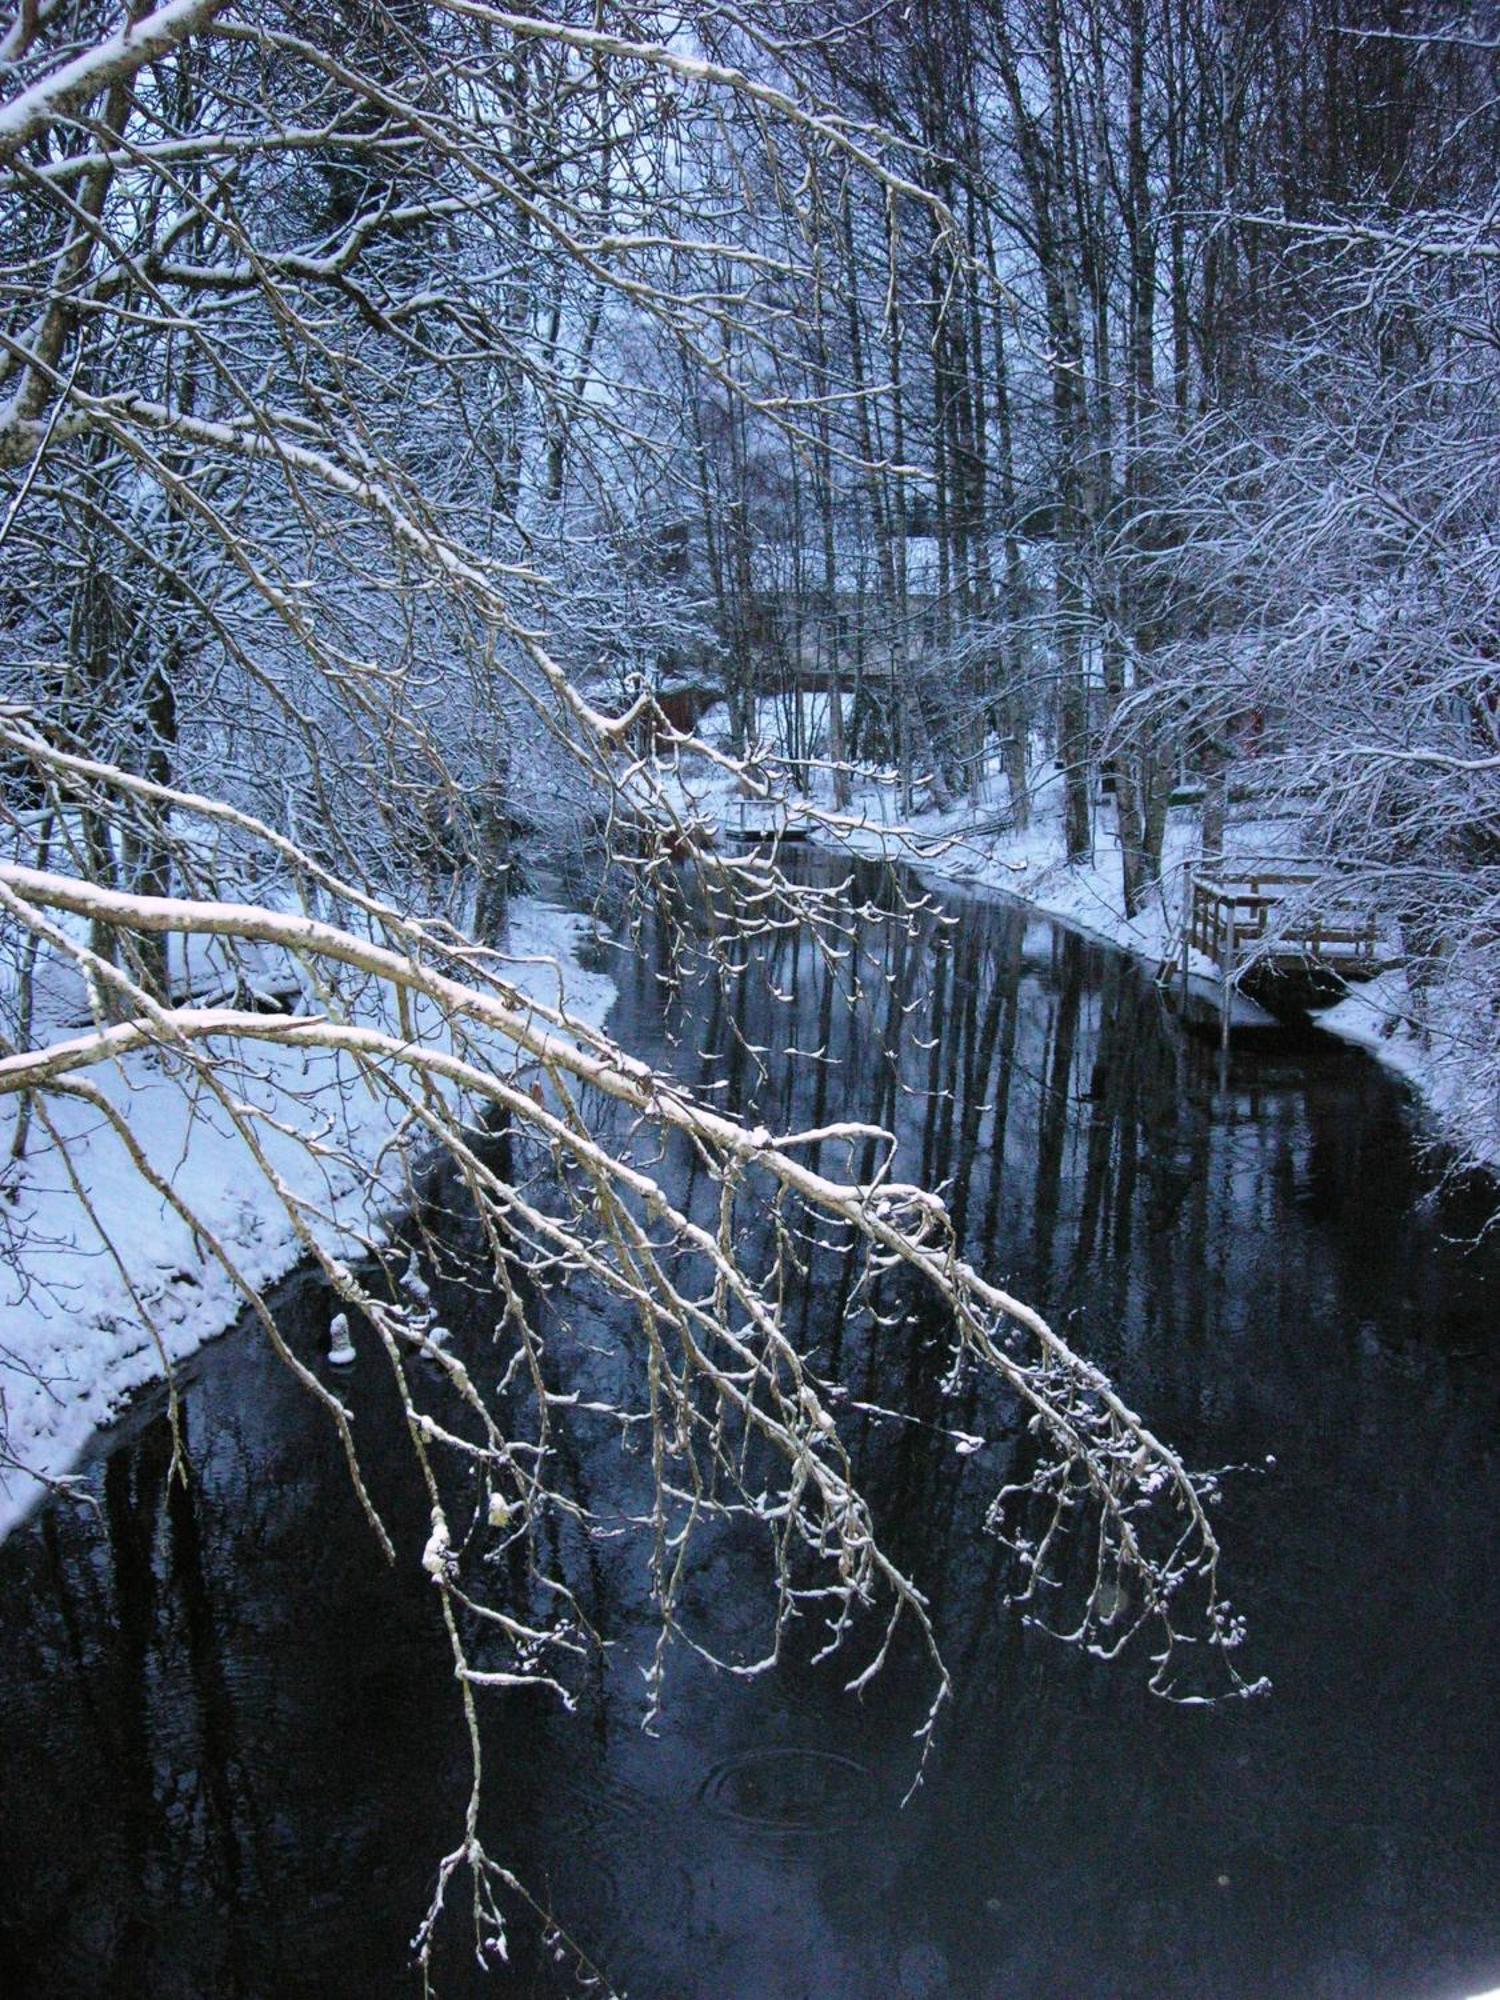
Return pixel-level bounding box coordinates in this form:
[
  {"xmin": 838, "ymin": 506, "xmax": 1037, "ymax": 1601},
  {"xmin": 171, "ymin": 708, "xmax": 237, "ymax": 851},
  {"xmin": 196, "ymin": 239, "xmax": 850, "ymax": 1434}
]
[{"xmin": 2, "ymin": 860, "xmax": 1498, "ymax": 1999}]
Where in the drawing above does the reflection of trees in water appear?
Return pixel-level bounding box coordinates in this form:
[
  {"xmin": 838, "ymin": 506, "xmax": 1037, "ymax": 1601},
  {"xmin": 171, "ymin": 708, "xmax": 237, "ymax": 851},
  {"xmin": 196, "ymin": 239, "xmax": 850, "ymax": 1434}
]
[
  {"xmin": 103, "ymin": 1426, "xmax": 171, "ymax": 1973},
  {"xmin": 564, "ymin": 882, "xmax": 1221, "ymax": 1665},
  {"xmin": 5, "ymin": 1410, "xmax": 263, "ymax": 1990},
  {"xmin": 660, "ymin": 876, "xmax": 1208, "ymax": 1336},
  {"xmin": 0, "ymin": 1320, "xmax": 474, "ymax": 1994},
  {"xmin": 165, "ymin": 1415, "xmax": 251, "ymax": 1951},
  {"xmin": 593, "ymin": 870, "xmax": 1493, "ymax": 1703}
]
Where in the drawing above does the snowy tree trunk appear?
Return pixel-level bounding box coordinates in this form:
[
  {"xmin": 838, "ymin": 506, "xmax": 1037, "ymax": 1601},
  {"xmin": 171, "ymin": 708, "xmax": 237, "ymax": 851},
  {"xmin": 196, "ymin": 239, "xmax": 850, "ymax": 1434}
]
[
  {"xmin": 473, "ymin": 761, "xmax": 512, "ymax": 942},
  {"xmin": 1201, "ymin": 755, "xmax": 1228, "ymax": 862}
]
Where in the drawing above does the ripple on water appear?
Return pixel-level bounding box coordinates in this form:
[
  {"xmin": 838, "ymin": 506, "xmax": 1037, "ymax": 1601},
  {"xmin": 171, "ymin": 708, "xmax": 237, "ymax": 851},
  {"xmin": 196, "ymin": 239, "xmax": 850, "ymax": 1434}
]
[
  {"xmin": 698, "ymin": 1744, "xmax": 882, "ymax": 1837},
  {"xmin": 531, "ymin": 1766, "xmax": 699, "ymax": 1969},
  {"xmin": 897, "ymin": 1941, "xmax": 951, "ymax": 1997}
]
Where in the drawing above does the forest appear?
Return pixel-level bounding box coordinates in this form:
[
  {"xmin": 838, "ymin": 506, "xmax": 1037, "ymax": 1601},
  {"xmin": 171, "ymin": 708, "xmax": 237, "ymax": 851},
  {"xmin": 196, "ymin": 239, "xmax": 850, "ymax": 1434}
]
[{"xmin": 3, "ymin": 1, "xmax": 1500, "ymax": 1993}]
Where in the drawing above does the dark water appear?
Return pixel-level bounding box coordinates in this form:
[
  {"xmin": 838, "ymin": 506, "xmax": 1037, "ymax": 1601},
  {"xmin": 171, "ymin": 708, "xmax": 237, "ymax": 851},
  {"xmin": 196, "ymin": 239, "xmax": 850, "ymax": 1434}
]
[{"xmin": 3, "ymin": 864, "xmax": 1500, "ymax": 2000}]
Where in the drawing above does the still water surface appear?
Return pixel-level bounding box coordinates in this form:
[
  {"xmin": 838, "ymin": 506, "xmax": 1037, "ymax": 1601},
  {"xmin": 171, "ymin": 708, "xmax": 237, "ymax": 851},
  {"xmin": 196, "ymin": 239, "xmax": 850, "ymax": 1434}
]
[{"xmin": 2, "ymin": 864, "xmax": 1499, "ymax": 1998}]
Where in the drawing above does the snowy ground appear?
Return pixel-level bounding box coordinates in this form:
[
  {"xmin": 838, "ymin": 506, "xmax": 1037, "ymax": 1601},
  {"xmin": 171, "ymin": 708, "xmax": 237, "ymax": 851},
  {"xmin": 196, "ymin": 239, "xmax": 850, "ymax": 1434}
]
[
  {"xmin": 1312, "ymin": 967, "xmax": 1500, "ymax": 1178},
  {"xmin": 0, "ymin": 896, "xmax": 616, "ymax": 1542}
]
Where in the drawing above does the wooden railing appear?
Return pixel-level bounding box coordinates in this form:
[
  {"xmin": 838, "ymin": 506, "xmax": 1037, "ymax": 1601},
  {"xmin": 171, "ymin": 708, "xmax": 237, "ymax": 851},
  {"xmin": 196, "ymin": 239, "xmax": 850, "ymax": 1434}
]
[
  {"xmin": 723, "ymin": 797, "xmax": 809, "ymax": 843},
  {"xmin": 1187, "ymin": 865, "xmax": 1380, "ymax": 974}
]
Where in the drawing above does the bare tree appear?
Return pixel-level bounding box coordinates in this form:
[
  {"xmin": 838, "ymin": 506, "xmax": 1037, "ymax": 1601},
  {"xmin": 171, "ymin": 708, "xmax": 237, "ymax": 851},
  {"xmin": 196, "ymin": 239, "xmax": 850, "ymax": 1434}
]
[{"xmin": 1, "ymin": 0, "xmax": 1261, "ymax": 1979}]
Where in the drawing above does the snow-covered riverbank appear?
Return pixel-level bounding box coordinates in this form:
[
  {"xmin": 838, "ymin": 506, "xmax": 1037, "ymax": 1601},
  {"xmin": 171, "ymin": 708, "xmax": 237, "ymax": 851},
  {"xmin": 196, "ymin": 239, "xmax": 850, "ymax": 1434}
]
[
  {"xmin": 0, "ymin": 898, "xmax": 616, "ymax": 1542},
  {"xmin": 823, "ymin": 764, "xmax": 1499, "ymax": 1180},
  {"xmin": 662, "ymin": 712, "xmax": 1497, "ymax": 1177}
]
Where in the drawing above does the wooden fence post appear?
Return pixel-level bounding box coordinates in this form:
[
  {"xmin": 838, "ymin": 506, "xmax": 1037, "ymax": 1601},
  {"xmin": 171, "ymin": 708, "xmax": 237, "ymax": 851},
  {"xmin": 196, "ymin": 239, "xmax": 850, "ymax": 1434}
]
[
  {"xmin": 1221, "ymin": 903, "xmax": 1236, "ymax": 1055},
  {"xmin": 1180, "ymin": 865, "xmax": 1193, "ymax": 1002}
]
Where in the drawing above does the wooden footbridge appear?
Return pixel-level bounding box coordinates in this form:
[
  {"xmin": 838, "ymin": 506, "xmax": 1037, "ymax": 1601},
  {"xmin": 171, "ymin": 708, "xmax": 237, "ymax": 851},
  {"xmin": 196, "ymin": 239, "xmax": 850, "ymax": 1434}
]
[{"xmin": 1180, "ymin": 860, "xmax": 1386, "ymax": 1043}]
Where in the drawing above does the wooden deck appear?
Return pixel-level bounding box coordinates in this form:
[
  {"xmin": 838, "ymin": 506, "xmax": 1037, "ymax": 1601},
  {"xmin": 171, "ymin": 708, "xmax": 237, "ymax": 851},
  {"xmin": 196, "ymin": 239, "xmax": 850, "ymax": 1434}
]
[
  {"xmin": 721, "ymin": 798, "xmax": 811, "ymax": 844},
  {"xmin": 1187, "ymin": 865, "xmax": 1382, "ymax": 977},
  {"xmin": 1182, "ymin": 861, "xmax": 1385, "ymax": 1048}
]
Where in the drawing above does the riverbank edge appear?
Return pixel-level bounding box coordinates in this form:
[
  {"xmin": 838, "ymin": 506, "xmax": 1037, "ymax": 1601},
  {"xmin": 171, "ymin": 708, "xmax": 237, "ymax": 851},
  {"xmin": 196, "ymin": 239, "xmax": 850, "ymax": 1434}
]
[
  {"xmin": 667, "ymin": 692, "xmax": 1489, "ymax": 1167},
  {"xmin": 0, "ymin": 897, "xmax": 617, "ymax": 1545},
  {"xmin": 810, "ymin": 797, "xmax": 1495, "ymax": 1178}
]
